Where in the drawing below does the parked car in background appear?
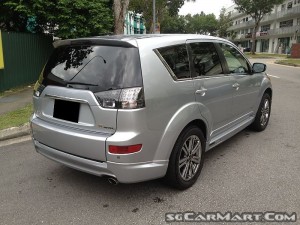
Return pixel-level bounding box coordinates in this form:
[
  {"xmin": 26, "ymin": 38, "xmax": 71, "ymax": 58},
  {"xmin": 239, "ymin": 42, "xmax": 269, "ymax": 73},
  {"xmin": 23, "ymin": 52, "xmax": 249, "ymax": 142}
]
[
  {"xmin": 31, "ymin": 34, "xmax": 272, "ymax": 189},
  {"xmin": 243, "ymin": 47, "xmax": 251, "ymax": 52}
]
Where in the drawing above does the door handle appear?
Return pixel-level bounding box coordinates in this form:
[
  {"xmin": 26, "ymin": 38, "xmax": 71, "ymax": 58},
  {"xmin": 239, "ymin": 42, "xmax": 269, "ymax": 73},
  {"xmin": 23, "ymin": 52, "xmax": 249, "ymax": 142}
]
[
  {"xmin": 232, "ymin": 83, "xmax": 240, "ymax": 90},
  {"xmin": 195, "ymin": 88, "xmax": 207, "ymax": 96}
]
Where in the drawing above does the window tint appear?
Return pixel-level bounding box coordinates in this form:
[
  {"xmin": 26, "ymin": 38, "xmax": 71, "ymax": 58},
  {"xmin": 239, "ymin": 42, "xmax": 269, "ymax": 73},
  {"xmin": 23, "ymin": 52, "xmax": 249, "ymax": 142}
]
[
  {"xmin": 189, "ymin": 42, "xmax": 223, "ymax": 77},
  {"xmin": 218, "ymin": 43, "xmax": 250, "ymax": 74},
  {"xmin": 42, "ymin": 45, "xmax": 142, "ymax": 93},
  {"xmin": 157, "ymin": 45, "xmax": 191, "ymax": 80}
]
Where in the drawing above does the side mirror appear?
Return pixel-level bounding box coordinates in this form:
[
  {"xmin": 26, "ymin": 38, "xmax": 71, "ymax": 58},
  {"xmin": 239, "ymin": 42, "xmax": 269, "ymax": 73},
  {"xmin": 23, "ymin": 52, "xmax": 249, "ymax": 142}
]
[{"xmin": 252, "ymin": 63, "xmax": 266, "ymax": 73}]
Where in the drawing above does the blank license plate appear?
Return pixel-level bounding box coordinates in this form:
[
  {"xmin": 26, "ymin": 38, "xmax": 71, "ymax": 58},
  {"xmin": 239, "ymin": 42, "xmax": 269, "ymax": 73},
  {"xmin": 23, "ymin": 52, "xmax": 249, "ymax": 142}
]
[{"xmin": 53, "ymin": 99, "xmax": 80, "ymax": 123}]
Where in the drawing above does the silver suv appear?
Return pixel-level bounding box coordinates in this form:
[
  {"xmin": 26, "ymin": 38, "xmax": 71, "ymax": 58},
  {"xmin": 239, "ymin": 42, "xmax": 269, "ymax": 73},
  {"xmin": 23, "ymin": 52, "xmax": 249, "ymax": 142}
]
[{"xmin": 31, "ymin": 35, "xmax": 272, "ymax": 189}]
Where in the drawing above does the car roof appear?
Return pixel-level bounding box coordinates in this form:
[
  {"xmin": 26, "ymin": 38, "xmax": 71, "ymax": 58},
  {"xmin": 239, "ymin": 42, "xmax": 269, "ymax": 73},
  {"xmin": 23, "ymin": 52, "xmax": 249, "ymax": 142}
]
[
  {"xmin": 91, "ymin": 34, "xmax": 223, "ymax": 41},
  {"xmin": 53, "ymin": 34, "xmax": 231, "ymax": 49}
]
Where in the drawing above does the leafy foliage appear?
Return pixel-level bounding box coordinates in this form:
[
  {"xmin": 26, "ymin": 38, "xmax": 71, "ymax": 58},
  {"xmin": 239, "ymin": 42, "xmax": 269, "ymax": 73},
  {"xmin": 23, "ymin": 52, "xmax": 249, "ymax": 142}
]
[
  {"xmin": 161, "ymin": 12, "xmax": 218, "ymax": 35},
  {"xmin": 129, "ymin": 0, "xmax": 195, "ymax": 33},
  {"xmin": 0, "ymin": 0, "xmax": 113, "ymax": 39},
  {"xmin": 218, "ymin": 7, "xmax": 232, "ymax": 38},
  {"xmin": 0, "ymin": 0, "xmax": 31, "ymax": 32},
  {"xmin": 234, "ymin": 0, "xmax": 284, "ymax": 19},
  {"xmin": 160, "ymin": 15, "xmax": 187, "ymax": 33},
  {"xmin": 129, "ymin": 0, "xmax": 167, "ymax": 33},
  {"xmin": 185, "ymin": 12, "xmax": 218, "ymax": 35}
]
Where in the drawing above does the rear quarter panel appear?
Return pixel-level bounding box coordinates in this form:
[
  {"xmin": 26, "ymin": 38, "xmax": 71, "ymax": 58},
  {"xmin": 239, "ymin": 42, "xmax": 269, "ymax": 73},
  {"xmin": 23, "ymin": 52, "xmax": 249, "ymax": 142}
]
[{"xmin": 137, "ymin": 40, "xmax": 211, "ymax": 161}]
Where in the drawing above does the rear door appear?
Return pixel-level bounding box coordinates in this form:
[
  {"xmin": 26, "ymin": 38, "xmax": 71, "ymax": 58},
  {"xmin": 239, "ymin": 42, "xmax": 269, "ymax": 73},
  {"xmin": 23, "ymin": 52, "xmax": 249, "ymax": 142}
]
[
  {"xmin": 187, "ymin": 40, "xmax": 235, "ymax": 142},
  {"xmin": 33, "ymin": 42, "xmax": 143, "ymax": 161}
]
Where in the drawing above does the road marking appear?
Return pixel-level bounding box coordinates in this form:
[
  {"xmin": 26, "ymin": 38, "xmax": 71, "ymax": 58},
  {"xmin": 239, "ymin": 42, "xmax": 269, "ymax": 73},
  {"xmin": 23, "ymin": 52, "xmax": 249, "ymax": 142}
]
[{"xmin": 268, "ymin": 74, "xmax": 280, "ymax": 79}]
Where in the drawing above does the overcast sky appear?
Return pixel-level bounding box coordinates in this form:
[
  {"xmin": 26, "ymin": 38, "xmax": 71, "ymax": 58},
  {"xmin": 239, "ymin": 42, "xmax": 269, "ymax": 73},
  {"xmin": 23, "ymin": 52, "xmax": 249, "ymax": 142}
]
[{"xmin": 179, "ymin": 0, "xmax": 234, "ymax": 18}]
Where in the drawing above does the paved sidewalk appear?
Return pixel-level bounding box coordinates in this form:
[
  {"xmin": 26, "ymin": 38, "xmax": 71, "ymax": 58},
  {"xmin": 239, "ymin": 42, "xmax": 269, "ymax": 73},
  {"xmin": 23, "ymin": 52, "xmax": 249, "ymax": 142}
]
[{"xmin": 0, "ymin": 86, "xmax": 33, "ymax": 115}]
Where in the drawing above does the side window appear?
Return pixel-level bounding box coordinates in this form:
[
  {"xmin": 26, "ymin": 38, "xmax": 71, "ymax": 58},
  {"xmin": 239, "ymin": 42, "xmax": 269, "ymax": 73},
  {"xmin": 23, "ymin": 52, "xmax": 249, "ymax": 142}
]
[
  {"xmin": 218, "ymin": 43, "xmax": 250, "ymax": 74},
  {"xmin": 189, "ymin": 42, "xmax": 223, "ymax": 77},
  {"xmin": 157, "ymin": 45, "xmax": 191, "ymax": 80}
]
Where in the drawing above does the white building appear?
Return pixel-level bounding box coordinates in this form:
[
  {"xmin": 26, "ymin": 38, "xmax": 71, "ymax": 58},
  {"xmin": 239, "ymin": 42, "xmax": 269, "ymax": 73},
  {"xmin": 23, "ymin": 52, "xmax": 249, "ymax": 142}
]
[{"xmin": 226, "ymin": 0, "xmax": 300, "ymax": 53}]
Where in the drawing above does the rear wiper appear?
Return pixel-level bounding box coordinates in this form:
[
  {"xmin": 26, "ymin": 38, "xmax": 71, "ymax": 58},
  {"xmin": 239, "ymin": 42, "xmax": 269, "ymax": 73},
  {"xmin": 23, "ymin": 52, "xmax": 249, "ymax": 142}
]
[{"xmin": 66, "ymin": 81, "xmax": 98, "ymax": 86}]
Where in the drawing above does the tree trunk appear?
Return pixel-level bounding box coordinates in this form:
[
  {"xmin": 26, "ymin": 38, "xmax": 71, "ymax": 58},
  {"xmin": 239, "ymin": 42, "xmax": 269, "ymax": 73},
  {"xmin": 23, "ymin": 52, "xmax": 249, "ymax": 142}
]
[
  {"xmin": 113, "ymin": 0, "xmax": 130, "ymax": 35},
  {"xmin": 251, "ymin": 21, "xmax": 260, "ymax": 54}
]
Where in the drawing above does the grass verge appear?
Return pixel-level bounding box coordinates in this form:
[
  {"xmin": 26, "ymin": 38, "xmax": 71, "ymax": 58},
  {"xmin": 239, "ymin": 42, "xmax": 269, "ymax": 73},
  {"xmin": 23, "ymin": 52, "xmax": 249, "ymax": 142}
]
[
  {"xmin": 244, "ymin": 53, "xmax": 287, "ymax": 59},
  {"xmin": 275, "ymin": 59, "xmax": 300, "ymax": 67},
  {"xmin": 0, "ymin": 103, "xmax": 33, "ymax": 130}
]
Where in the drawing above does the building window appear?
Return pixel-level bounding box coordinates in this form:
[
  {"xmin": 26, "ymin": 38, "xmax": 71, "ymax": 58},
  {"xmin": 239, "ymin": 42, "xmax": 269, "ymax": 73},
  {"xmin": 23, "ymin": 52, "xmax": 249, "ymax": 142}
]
[
  {"xmin": 261, "ymin": 24, "xmax": 271, "ymax": 31},
  {"xmin": 287, "ymin": 1, "xmax": 293, "ymax": 9},
  {"xmin": 280, "ymin": 20, "xmax": 294, "ymax": 28},
  {"xmin": 281, "ymin": 4, "xmax": 286, "ymax": 10},
  {"xmin": 297, "ymin": 18, "xmax": 300, "ymax": 25}
]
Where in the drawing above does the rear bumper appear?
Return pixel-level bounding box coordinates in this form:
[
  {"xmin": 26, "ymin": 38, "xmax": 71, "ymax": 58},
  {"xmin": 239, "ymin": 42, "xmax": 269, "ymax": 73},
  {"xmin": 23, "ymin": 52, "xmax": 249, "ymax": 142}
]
[{"xmin": 32, "ymin": 139, "xmax": 168, "ymax": 183}]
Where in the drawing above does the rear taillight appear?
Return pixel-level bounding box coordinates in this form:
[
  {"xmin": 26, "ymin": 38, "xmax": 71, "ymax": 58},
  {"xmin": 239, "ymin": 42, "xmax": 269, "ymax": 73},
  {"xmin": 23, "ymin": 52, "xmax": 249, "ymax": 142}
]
[
  {"xmin": 94, "ymin": 87, "xmax": 145, "ymax": 109},
  {"xmin": 33, "ymin": 66, "xmax": 46, "ymax": 97},
  {"xmin": 109, "ymin": 144, "xmax": 142, "ymax": 154},
  {"xmin": 33, "ymin": 81, "xmax": 45, "ymax": 97}
]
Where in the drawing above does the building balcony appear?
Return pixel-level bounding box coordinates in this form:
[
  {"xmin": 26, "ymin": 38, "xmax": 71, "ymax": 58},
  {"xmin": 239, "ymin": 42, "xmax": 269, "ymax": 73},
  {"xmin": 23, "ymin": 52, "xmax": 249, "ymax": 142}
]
[
  {"xmin": 276, "ymin": 5, "xmax": 300, "ymax": 20},
  {"xmin": 233, "ymin": 26, "xmax": 299, "ymax": 41},
  {"xmin": 228, "ymin": 20, "xmax": 255, "ymax": 31},
  {"xmin": 262, "ymin": 5, "xmax": 300, "ymax": 22},
  {"xmin": 268, "ymin": 26, "xmax": 299, "ymax": 36},
  {"xmin": 230, "ymin": 11, "xmax": 246, "ymax": 20},
  {"xmin": 228, "ymin": 5, "xmax": 300, "ymax": 31}
]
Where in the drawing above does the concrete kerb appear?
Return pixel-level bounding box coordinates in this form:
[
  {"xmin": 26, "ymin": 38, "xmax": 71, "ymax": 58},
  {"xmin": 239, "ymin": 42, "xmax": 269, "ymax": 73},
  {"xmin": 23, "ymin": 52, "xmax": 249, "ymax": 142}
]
[{"xmin": 0, "ymin": 123, "xmax": 30, "ymax": 142}]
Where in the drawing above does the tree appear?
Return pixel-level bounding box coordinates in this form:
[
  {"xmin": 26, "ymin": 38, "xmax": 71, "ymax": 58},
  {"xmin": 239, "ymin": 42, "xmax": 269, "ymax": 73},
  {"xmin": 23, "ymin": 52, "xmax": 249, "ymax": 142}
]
[
  {"xmin": 0, "ymin": 0, "xmax": 113, "ymax": 38},
  {"xmin": 0, "ymin": 0, "xmax": 32, "ymax": 32},
  {"xmin": 218, "ymin": 7, "xmax": 232, "ymax": 38},
  {"xmin": 113, "ymin": 0, "xmax": 130, "ymax": 34},
  {"xmin": 54, "ymin": 0, "xmax": 113, "ymax": 38},
  {"xmin": 185, "ymin": 12, "xmax": 218, "ymax": 35},
  {"xmin": 234, "ymin": 0, "xmax": 284, "ymax": 54},
  {"xmin": 129, "ymin": 0, "xmax": 168, "ymax": 33},
  {"xmin": 129, "ymin": 0, "xmax": 195, "ymax": 33},
  {"xmin": 161, "ymin": 15, "xmax": 187, "ymax": 33}
]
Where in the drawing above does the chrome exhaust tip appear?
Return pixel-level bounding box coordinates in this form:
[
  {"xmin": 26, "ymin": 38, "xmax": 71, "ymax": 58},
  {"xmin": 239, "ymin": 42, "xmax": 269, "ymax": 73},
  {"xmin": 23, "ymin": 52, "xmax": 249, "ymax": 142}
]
[{"xmin": 107, "ymin": 177, "xmax": 119, "ymax": 185}]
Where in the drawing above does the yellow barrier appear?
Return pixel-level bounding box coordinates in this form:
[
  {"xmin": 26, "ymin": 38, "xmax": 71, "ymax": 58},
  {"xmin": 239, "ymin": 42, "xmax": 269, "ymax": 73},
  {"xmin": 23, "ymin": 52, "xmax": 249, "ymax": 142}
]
[{"xmin": 0, "ymin": 30, "xmax": 4, "ymax": 69}]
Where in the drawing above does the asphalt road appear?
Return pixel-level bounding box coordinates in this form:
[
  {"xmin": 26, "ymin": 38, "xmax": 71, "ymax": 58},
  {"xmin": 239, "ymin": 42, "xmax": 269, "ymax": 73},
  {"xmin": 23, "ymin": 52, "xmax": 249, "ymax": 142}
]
[{"xmin": 0, "ymin": 60, "xmax": 299, "ymax": 225}]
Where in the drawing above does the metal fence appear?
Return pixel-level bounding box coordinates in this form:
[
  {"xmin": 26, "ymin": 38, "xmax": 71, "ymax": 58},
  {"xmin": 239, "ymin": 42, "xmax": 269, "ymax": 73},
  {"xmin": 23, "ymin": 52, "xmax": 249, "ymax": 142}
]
[{"xmin": 0, "ymin": 31, "xmax": 53, "ymax": 92}]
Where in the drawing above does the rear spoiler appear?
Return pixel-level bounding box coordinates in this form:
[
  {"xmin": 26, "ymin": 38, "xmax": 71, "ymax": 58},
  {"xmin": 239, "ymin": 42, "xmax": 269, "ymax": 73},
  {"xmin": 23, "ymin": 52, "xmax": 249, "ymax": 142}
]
[{"xmin": 53, "ymin": 38, "xmax": 137, "ymax": 48}]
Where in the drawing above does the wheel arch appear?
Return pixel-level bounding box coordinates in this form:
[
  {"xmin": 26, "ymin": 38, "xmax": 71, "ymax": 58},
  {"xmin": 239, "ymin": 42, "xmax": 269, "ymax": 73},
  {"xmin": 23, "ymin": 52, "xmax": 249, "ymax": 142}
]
[
  {"xmin": 264, "ymin": 87, "xmax": 272, "ymax": 99},
  {"xmin": 153, "ymin": 102, "xmax": 210, "ymax": 163},
  {"xmin": 183, "ymin": 119, "xmax": 207, "ymax": 141}
]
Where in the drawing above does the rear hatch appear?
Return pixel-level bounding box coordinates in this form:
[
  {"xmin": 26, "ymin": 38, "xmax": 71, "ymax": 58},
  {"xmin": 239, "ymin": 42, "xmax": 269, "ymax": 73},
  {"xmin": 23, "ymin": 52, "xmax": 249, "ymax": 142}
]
[{"xmin": 33, "ymin": 39, "xmax": 144, "ymax": 161}]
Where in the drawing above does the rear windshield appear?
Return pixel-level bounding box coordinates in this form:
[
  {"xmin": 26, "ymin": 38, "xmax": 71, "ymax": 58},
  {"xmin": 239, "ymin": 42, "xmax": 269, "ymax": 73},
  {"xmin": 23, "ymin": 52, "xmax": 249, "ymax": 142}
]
[{"xmin": 42, "ymin": 45, "xmax": 142, "ymax": 92}]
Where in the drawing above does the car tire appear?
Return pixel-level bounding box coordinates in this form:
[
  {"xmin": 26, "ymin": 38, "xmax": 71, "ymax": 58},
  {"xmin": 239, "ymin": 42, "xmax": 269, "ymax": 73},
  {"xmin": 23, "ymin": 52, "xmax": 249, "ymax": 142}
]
[
  {"xmin": 251, "ymin": 93, "xmax": 271, "ymax": 132},
  {"xmin": 164, "ymin": 126, "xmax": 205, "ymax": 190}
]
